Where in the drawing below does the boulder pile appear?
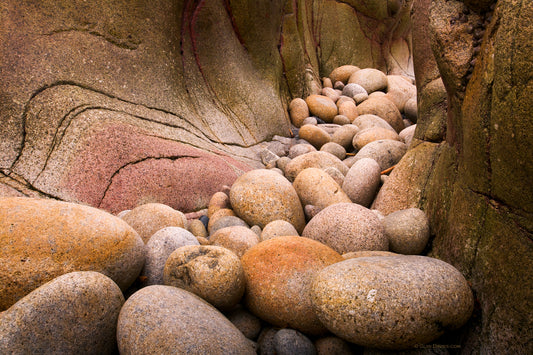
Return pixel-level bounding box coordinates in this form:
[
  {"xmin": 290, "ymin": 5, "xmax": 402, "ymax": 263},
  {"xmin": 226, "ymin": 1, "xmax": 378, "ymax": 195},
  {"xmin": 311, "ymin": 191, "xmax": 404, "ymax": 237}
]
[{"xmin": 0, "ymin": 66, "xmax": 474, "ymax": 353}]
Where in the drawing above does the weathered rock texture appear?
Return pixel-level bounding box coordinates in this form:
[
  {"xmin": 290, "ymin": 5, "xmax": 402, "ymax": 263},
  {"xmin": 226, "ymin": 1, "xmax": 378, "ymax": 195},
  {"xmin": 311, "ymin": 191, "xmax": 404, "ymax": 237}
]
[
  {"xmin": 378, "ymin": 0, "xmax": 533, "ymax": 353},
  {"xmin": 0, "ymin": 0, "xmax": 413, "ymax": 213}
]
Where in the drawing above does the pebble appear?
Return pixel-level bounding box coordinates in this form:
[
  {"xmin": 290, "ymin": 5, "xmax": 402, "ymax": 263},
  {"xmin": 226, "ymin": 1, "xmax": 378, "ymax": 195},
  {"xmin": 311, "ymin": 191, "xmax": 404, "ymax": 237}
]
[
  {"xmin": 207, "ymin": 191, "xmax": 231, "ymax": 218},
  {"xmin": 207, "ymin": 207, "xmax": 236, "ymax": 230},
  {"xmin": 284, "ymin": 151, "xmax": 349, "ymax": 181},
  {"xmin": 210, "ymin": 225, "xmax": 261, "ymax": 257},
  {"xmin": 342, "ymin": 83, "xmax": 369, "ymax": 103},
  {"xmin": 311, "ymin": 256, "xmax": 474, "ymax": 350},
  {"xmin": 320, "ymin": 142, "xmax": 346, "ymax": 160},
  {"xmin": 305, "ymin": 94, "xmax": 338, "ymax": 122},
  {"xmin": 293, "ymin": 168, "xmax": 352, "ymax": 210},
  {"xmin": 353, "ymin": 114, "xmax": 396, "ymax": 132},
  {"xmin": 342, "ymin": 158, "xmax": 382, "ymax": 207},
  {"xmin": 331, "ymin": 124, "xmax": 360, "ymax": 150},
  {"xmin": 226, "ymin": 305, "xmax": 263, "ymax": 340},
  {"xmin": 302, "ymin": 116, "xmax": 318, "ymax": 125},
  {"xmin": 142, "ymin": 227, "xmax": 200, "ymax": 285},
  {"xmin": 314, "ymin": 336, "xmax": 355, "ymax": 355},
  {"xmin": 399, "ymin": 124, "xmax": 417, "ymax": 147},
  {"xmin": 257, "ymin": 327, "xmax": 279, "ymax": 355},
  {"xmin": 352, "ymin": 127, "xmax": 400, "ymax": 150},
  {"xmin": 289, "ymin": 98, "xmax": 310, "ymax": 127},
  {"xmin": 404, "ymin": 97, "xmax": 418, "ymax": 122},
  {"xmin": 332, "ymin": 114, "xmax": 351, "ymax": 125},
  {"xmin": 117, "ymin": 285, "xmax": 255, "ymax": 354},
  {"xmin": 337, "ymin": 100, "xmax": 359, "ymax": 121},
  {"xmin": 352, "ymin": 139, "xmax": 408, "ymax": 171},
  {"xmin": 121, "ymin": 202, "xmax": 187, "ymax": 243},
  {"xmin": 0, "ymin": 197, "xmax": 144, "ymax": 310},
  {"xmin": 302, "ymin": 203, "xmax": 388, "ymax": 254},
  {"xmin": 356, "ymin": 97, "xmax": 405, "ymax": 133},
  {"xmin": 384, "ymin": 75, "xmax": 417, "ymax": 112},
  {"xmin": 229, "ymin": 169, "xmax": 306, "ymax": 233},
  {"xmin": 261, "ymin": 220, "xmax": 299, "ymax": 240},
  {"xmin": 322, "ymin": 87, "xmax": 341, "ymax": 102},
  {"xmin": 0, "ymin": 272, "xmax": 124, "ymax": 354},
  {"xmin": 342, "ymin": 250, "xmax": 398, "ymax": 259},
  {"xmin": 324, "ymin": 166, "xmax": 346, "ymax": 187},
  {"xmin": 260, "ymin": 148, "xmax": 280, "ymax": 168},
  {"xmin": 334, "ymin": 81, "xmax": 345, "ymax": 90},
  {"xmin": 348, "ymin": 68, "xmax": 388, "ymax": 93},
  {"xmin": 298, "ymin": 124, "xmax": 331, "ymax": 149},
  {"xmin": 187, "ymin": 218, "xmax": 208, "ymax": 239},
  {"xmin": 241, "ymin": 236, "xmax": 343, "ymax": 335},
  {"xmin": 382, "ymin": 208, "xmax": 430, "ymax": 255},
  {"xmin": 329, "ymin": 65, "xmax": 361, "ymax": 83},
  {"xmin": 288, "ymin": 143, "xmax": 316, "ymax": 159},
  {"xmin": 273, "ymin": 328, "xmax": 317, "ymax": 355},
  {"xmin": 276, "ymin": 156, "xmax": 292, "ymax": 173},
  {"xmin": 322, "ymin": 77, "xmax": 333, "ymax": 88},
  {"xmin": 163, "ymin": 245, "xmax": 245, "ymax": 310}
]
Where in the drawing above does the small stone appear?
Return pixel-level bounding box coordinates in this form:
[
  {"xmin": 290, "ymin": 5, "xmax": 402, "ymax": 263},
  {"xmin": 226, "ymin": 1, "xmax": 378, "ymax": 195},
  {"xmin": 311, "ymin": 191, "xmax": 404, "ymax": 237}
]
[
  {"xmin": 187, "ymin": 219, "xmax": 208, "ymax": 239},
  {"xmin": 332, "ymin": 114, "xmax": 351, "ymax": 125},
  {"xmin": 0, "ymin": 272, "xmax": 124, "ymax": 354},
  {"xmin": 267, "ymin": 140, "xmax": 290, "ymax": 157},
  {"xmin": 337, "ymin": 100, "xmax": 358, "ymax": 121},
  {"xmin": 320, "ymin": 142, "xmax": 346, "ymax": 160},
  {"xmin": 342, "ymin": 158, "xmax": 382, "ymax": 207},
  {"xmin": 226, "ymin": 305, "xmax": 263, "ymax": 340},
  {"xmin": 302, "ymin": 116, "xmax": 318, "ymax": 126},
  {"xmin": 288, "ymin": 143, "xmax": 317, "ymax": 159},
  {"xmin": 242, "ymin": 236, "xmax": 343, "ymax": 335},
  {"xmin": 348, "ymin": 68, "xmax": 388, "ymax": 93},
  {"xmin": 121, "ymin": 202, "xmax": 187, "ymax": 243},
  {"xmin": 329, "ymin": 65, "xmax": 361, "ymax": 83},
  {"xmin": 323, "ymin": 167, "xmax": 345, "ymax": 187},
  {"xmin": 289, "ymin": 98, "xmax": 310, "ymax": 128},
  {"xmin": 207, "ymin": 208, "xmax": 237, "ymax": 232},
  {"xmin": 163, "ymin": 245, "xmax": 245, "ymax": 310},
  {"xmin": 293, "ymin": 168, "xmax": 352, "ymax": 210},
  {"xmin": 322, "ymin": 87, "xmax": 341, "ymax": 102},
  {"xmin": 285, "ymin": 151, "xmax": 349, "ymax": 182},
  {"xmin": 318, "ymin": 123, "xmax": 341, "ymax": 135},
  {"xmin": 302, "ymin": 203, "xmax": 388, "ymax": 254},
  {"xmin": 260, "ymin": 148, "xmax": 280, "ymax": 167},
  {"xmin": 208, "ymin": 191, "xmax": 231, "ymax": 218},
  {"xmin": 322, "ymin": 77, "xmax": 333, "ymax": 88},
  {"xmin": 311, "ymin": 256, "xmax": 474, "ymax": 350},
  {"xmin": 257, "ymin": 327, "xmax": 279, "ymax": 355},
  {"xmin": 314, "ymin": 336, "xmax": 354, "ymax": 355},
  {"xmin": 196, "ymin": 236, "xmax": 211, "ymax": 245},
  {"xmin": 273, "ymin": 328, "xmax": 317, "ymax": 355},
  {"xmin": 353, "ymin": 114, "xmax": 396, "ymax": 132},
  {"xmin": 261, "ymin": 220, "xmax": 299, "ymax": 240},
  {"xmin": 276, "ymin": 156, "xmax": 292, "ymax": 173},
  {"xmin": 298, "ymin": 124, "xmax": 331, "ymax": 149},
  {"xmin": 382, "ymin": 208, "xmax": 430, "ymax": 255},
  {"xmin": 333, "ymin": 81, "xmax": 345, "ymax": 90},
  {"xmin": 352, "ymin": 127, "xmax": 400, "ymax": 150},
  {"xmin": 404, "ymin": 97, "xmax": 417, "ymax": 122},
  {"xmin": 342, "ymin": 250, "xmax": 398, "ymax": 259},
  {"xmin": 352, "ymin": 139, "xmax": 408, "ymax": 171},
  {"xmin": 230, "ymin": 169, "xmax": 306, "ymax": 233},
  {"xmin": 210, "ymin": 226, "xmax": 261, "ymax": 257},
  {"xmin": 142, "ymin": 227, "xmax": 200, "ymax": 285},
  {"xmin": 199, "ymin": 214, "xmax": 209, "ymax": 228},
  {"xmin": 117, "ymin": 286, "xmax": 255, "ymax": 354},
  {"xmin": 305, "ymin": 95, "xmax": 338, "ymax": 123},
  {"xmin": 251, "ymin": 225, "xmax": 262, "ymax": 236},
  {"xmin": 384, "ymin": 75, "xmax": 417, "ymax": 112},
  {"xmin": 399, "ymin": 124, "xmax": 417, "ymax": 147},
  {"xmin": 304, "ymin": 204, "xmax": 322, "ymax": 220},
  {"xmin": 342, "ymin": 83, "xmax": 369, "ymax": 103},
  {"xmin": 209, "ymin": 215, "xmax": 249, "ymax": 235},
  {"xmin": 336, "ymin": 96, "xmax": 355, "ymax": 107},
  {"xmin": 331, "ymin": 124, "xmax": 359, "ymax": 150},
  {"xmin": 356, "ymin": 97, "xmax": 405, "ymax": 133}
]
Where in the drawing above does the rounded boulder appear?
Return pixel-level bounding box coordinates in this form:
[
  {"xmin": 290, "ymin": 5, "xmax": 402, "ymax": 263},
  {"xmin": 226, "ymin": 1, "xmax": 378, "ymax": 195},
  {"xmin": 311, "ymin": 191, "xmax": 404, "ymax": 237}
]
[
  {"xmin": 329, "ymin": 65, "xmax": 361, "ymax": 84},
  {"xmin": 117, "ymin": 285, "xmax": 255, "ymax": 354},
  {"xmin": 305, "ymin": 95, "xmax": 338, "ymax": 122},
  {"xmin": 241, "ymin": 236, "xmax": 343, "ymax": 335},
  {"xmin": 356, "ymin": 97, "xmax": 405, "ymax": 133},
  {"xmin": 352, "ymin": 127, "xmax": 400, "ymax": 150},
  {"xmin": 284, "ymin": 151, "xmax": 349, "ymax": 182},
  {"xmin": 0, "ymin": 197, "xmax": 144, "ymax": 310},
  {"xmin": 293, "ymin": 168, "xmax": 352, "ymax": 210},
  {"xmin": 0, "ymin": 271, "xmax": 123, "ymax": 354},
  {"xmin": 298, "ymin": 124, "xmax": 331, "ymax": 149},
  {"xmin": 352, "ymin": 139, "xmax": 407, "ymax": 171},
  {"xmin": 348, "ymin": 68, "xmax": 388, "ymax": 93},
  {"xmin": 230, "ymin": 169, "xmax": 305, "ymax": 233},
  {"xmin": 302, "ymin": 203, "xmax": 388, "ymax": 254},
  {"xmin": 210, "ymin": 225, "xmax": 261, "ymax": 257},
  {"xmin": 342, "ymin": 158, "xmax": 382, "ymax": 207},
  {"xmin": 261, "ymin": 220, "xmax": 299, "ymax": 241},
  {"xmin": 289, "ymin": 98, "xmax": 310, "ymax": 128},
  {"xmin": 311, "ymin": 256, "xmax": 474, "ymax": 349},
  {"xmin": 382, "ymin": 208, "xmax": 430, "ymax": 255}
]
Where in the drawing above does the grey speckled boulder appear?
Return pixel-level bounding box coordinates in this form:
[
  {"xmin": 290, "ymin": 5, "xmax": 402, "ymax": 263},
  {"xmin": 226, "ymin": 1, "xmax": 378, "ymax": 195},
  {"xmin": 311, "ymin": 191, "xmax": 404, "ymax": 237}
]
[
  {"xmin": 274, "ymin": 328, "xmax": 317, "ymax": 355},
  {"xmin": 302, "ymin": 203, "xmax": 388, "ymax": 254},
  {"xmin": 382, "ymin": 208, "xmax": 430, "ymax": 255},
  {"xmin": 0, "ymin": 271, "xmax": 124, "ymax": 354},
  {"xmin": 342, "ymin": 158, "xmax": 382, "ymax": 207},
  {"xmin": 142, "ymin": 227, "xmax": 199, "ymax": 285},
  {"xmin": 311, "ymin": 256, "xmax": 474, "ymax": 350},
  {"xmin": 117, "ymin": 285, "xmax": 255, "ymax": 354}
]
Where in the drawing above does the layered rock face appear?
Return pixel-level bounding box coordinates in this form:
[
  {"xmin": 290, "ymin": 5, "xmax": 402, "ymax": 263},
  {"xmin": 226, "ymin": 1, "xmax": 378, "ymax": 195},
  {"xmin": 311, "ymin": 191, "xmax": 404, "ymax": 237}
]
[
  {"xmin": 0, "ymin": 0, "xmax": 413, "ymax": 213},
  {"xmin": 378, "ymin": 0, "xmax": 532, "ymax": 353}
]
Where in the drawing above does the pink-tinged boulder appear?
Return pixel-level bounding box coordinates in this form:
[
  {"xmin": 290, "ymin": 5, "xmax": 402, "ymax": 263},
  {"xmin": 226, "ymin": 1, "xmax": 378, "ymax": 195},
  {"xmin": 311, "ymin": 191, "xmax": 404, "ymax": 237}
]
[
  {"xmin": 229, "ymin": 169, "xmax": 306, "ymax": 233},
  {"xmin": 121, "ymin": 203, "xmax": 187, "ymax": 243},
  {"xmin": 305, "ymin": 95, "xmax": 338, "ymax": 122},
  {"xmin": 342, "ymin": 158, "xmax": 382, "ymax": 207},
  {"xmin": 353, "ymin": 114, "xmax": 396, "ymax": 132},
  {"xmin": 338, "ymin": 99, "xmax": 359, "ymax": 122},
  {"xmin": 241, "ymin": 236, "xmax": 343, "ymax": 335},
  {"xmin": 298, "ymin": 124, "xmax": 331, "ymax": 149},
  {"xmin": 0, "ymin": 197, "xmax": 145, "ymax": 311},
  {"xmin": 302, "ymin": 203, "xmax": 388, "ymax": 254},
  {"xmin": 352, "ymin": 127, "xmax": 400, "ymax": 150},
  {"xmin": 356, "ymin": 97, "xmax": 405, "ymax": 133},
  {"xmin": 209, "ymin": 226, "xmax": 261, "ymax": 258},
  {"xmin": 352, "ymin": 139, "xmax": 407, "ymax": 171}
]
